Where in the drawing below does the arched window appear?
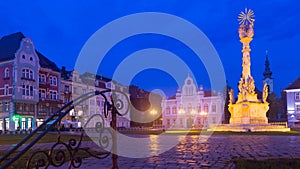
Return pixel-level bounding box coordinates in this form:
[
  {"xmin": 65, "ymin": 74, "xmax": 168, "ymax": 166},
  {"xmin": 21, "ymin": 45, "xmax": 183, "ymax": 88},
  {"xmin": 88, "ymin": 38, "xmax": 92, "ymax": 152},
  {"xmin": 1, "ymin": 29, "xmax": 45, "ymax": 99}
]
[
  {"xmin": 172, "ymin": 107, "xmax": 177, "ymax": 114},
  {"xmin": 166, "ymin": 107, "xmax": 170, "ymax": 115},
  {"xmin": 4, "ymin": 68, "xmax": 9, "ymax": 78},
  {"xmin": 204, "ymin": 104, "xmax": 209, "ymax": 113},
  {"xmin": 50, "ymin": 76, "xmax": 57, "ymax": 86},
  {"xmin": 39, "ymin": 74, "xmax": 46, "ymax": 83},
  {"xmin": 22, "ymin": 68, "xmax": 34, "ymax": 80}
]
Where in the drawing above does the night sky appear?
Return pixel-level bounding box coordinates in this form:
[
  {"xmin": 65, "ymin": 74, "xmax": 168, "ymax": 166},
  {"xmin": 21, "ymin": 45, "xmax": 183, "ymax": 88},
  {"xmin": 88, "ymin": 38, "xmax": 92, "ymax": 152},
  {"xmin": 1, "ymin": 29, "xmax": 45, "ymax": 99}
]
[{"xmin": 1, "ymin": 1, "xmax": 299, "ymax": 97}]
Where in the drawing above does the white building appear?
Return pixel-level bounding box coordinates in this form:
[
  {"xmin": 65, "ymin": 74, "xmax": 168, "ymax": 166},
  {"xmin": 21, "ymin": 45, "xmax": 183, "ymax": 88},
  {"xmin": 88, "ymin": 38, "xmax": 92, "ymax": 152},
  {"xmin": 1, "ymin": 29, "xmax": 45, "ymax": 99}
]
[
  {"xmin": 285, "ymin": 77, "xmax": 300, "ymax": 127},
  {"xmin": 161, "ymin": 75, "xmax": 224, "ymax": 129}
]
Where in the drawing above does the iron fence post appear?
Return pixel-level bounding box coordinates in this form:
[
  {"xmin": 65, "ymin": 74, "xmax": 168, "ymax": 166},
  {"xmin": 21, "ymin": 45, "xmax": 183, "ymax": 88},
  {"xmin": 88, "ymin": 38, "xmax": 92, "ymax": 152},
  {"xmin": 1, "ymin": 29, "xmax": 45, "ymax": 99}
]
[{"xmin": 111, "ymin": 104, "xmax": 119, "ymax": 169}]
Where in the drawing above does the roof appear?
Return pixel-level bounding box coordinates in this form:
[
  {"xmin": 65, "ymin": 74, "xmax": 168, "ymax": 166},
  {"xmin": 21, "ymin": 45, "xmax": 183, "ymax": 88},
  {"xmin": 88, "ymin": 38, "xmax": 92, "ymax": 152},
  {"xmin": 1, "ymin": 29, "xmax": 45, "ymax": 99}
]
[
  {"xmin": 0, "ymin": 32, "xmax": 60, "ymax": 72},
  {"xmin": 81, "ymin": 72, "xmax": 112, "ymax": 82},
  {"xmin": 286, "ymin": 77, "xmax": 300, "ymax": 90},
  {"xmin": 0, "ymin": 32, "xmax": 24, "ymax": 62}
]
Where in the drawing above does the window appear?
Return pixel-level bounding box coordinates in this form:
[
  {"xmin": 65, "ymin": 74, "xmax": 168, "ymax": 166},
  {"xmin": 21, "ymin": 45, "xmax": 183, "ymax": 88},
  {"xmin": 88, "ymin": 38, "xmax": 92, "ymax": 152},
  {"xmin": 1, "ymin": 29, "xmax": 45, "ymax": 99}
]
[
  {"xmin": 30, "ymin": 57, "xmax": 33, "ymax": 61},
  {"xmin": 296, "ymin": 105, "xmax": 300, "ymax": 112},
  {"xmin": 49, "ymin": 76, "xmax": 57, "ymax": 86},
  {"xmin": 166, "ymin": 107, "xmax": 170, "ymax": 114},
  {"xmin": 28, "ymin": 118, "xmax": 32, "ymax": 129},
  {"xmin": 39, "ymin": 74, "xmax": 46, "ymax": 83},
  {"xmin": 22, "ymin": 55, "xmax": 25, "ymax": 59},
  {"xmin": 4, "ymin": 102, "xmax": 9, "ymax": 111},
  {"xmin": 4, "ymin": 68, "xmax": 9, "ymax": 78},
  {"xmin": 204, "ymin": 104, "xmax": 209, "ymax": 113},
  {"xmin": 21, "ymin": 118, "xmax": 26, "ymax": 130},
  {"xmin": 172, "ymin": 107, "xmax": 176, "ymax": 114},
  {"xmin": 50, "ymin": 91, "xmax": 57, "ymax": 100},
  {"xmin": 296, "ymin": 93, "xmax": 300, "ymax": 100},
  {"xmin": 212, "ymin": 104, "xmax": 217, "ymax": 112},
  {"xmin": 197, "ymin": 105, "xmax": 201, "ymax": 113},
  {"xmin": 4, "ymin": 84, "xmax": 9, "ymax": 95},
  {"xmin": 22, "ymin": 68, "xmax": 34, "ymax": 80},
  {"xmin": 22, "ymin": 85, "xmax": 33, "ymax": 96},
  {"xmin": 73, "ymin": 87, "xmax": 78, "ymax": 94},
  {"xmin": 39, "ymin": 89, "xmax": 46, "ymax": 99},
  {"xmin": 65, "ymin": 86, "xmax": 70, "ymax": 92}
]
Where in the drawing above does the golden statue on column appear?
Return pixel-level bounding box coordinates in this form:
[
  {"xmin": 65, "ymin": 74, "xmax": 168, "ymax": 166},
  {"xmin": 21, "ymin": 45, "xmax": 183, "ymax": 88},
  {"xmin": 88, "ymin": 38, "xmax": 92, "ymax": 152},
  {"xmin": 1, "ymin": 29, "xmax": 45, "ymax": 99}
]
[{"xmin": 228, "ymin": 8, "xmax": 269, "ymax": 125}]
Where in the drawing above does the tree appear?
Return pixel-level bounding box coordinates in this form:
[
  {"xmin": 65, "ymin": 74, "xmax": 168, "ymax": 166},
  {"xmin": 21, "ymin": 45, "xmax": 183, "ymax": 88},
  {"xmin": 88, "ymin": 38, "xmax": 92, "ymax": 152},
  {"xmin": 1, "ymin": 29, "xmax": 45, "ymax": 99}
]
[{"xmin": 266, "ymin": 92, "xmax": 285, "ymax": 122}]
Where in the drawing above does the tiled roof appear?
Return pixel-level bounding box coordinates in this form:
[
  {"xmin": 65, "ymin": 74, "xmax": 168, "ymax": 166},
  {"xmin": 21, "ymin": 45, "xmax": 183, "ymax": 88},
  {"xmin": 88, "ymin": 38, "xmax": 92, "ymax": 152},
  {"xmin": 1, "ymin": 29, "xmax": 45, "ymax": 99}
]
[
  {"xmin": 168, "ymin": 95, "xmax": 176, "ymax": 99},
  {"xmin": 0, "ymin": 32, "xmax": 60, "ymax": 72},
  {"xmin": 0, "ymin": 32, "xmax": 24, "ymax": 62},
  {"xmin": 285, "ymin": 77, "xmax": 300, "ymax": 90}
]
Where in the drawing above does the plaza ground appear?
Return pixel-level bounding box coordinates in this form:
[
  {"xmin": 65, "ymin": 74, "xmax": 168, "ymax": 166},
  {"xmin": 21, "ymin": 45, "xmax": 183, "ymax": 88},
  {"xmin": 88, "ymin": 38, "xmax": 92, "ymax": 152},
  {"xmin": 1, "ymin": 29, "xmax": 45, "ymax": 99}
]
[{"xmin": 1, "ymin": 132, "xmax": 300, "ymax": 168}]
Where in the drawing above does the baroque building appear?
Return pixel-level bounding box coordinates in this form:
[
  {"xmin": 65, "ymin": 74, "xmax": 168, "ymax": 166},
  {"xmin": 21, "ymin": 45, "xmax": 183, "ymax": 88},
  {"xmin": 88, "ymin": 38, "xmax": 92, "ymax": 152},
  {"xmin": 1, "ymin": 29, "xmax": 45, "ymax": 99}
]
[
  {"xmin": 0, "ymin": 32, "xmax": 61, "ymax": 131},
  {"xmin": 161, "ymin": 75, "xmax": 224, "ymax": 129}
]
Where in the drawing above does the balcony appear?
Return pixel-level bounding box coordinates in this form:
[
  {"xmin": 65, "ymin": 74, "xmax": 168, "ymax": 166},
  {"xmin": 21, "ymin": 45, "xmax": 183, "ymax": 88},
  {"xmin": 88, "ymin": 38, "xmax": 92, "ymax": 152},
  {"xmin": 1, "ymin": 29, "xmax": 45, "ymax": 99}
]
[
  {"xmin": 64, "ymin": 90, "xmax": 72, "ymax": 95},
  {"xmin": 39, "ymin": 82, "xmax": 50, "ymax": 87},
  {"xmin": 21, "ymin": 77, "xmax": 35, "ymax": 82}
]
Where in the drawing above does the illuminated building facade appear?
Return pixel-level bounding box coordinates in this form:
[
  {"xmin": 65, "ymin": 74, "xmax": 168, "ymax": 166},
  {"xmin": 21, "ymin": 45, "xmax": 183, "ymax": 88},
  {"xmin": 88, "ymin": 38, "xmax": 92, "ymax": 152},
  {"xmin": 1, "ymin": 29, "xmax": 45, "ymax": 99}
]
[{"xmin": 161, "ymin": 75, "xmax": 224, "ymax": 129}]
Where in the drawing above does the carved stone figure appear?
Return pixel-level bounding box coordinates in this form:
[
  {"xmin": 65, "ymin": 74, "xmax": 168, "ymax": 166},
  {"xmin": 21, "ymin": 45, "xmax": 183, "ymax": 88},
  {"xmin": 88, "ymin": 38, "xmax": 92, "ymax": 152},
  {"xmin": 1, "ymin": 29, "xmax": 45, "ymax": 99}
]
[{"xmin": 262, "ymin": 83, "xmax": 268, "ymax": 103}]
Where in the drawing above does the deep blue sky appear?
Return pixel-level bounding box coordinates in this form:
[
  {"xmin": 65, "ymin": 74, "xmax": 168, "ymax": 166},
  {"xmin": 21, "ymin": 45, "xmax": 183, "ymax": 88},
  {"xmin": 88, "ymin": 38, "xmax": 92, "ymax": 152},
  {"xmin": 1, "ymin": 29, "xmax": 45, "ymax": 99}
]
[{"xmin": 1, "ymin": 1, "xmax": 299, "ymax": 97}]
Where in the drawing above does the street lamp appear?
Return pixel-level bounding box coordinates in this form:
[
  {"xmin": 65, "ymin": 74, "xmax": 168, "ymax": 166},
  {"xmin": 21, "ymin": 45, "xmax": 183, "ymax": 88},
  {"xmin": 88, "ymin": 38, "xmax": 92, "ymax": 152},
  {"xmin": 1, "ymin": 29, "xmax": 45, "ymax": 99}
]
[{"xmin": 150, "ymin": 109, "xmax": 157, "ymax": 128}]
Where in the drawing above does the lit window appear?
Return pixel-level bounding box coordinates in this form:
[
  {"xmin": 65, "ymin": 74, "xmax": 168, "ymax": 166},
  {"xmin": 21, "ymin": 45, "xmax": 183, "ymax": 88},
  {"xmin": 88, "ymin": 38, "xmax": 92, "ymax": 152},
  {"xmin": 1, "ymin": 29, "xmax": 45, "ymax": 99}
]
[
  {"xmin": 4, "ymin": 68, "xmax": 9, "ymax": 78},
  {"xmin": 172, "ymin": 107, "xmax": 176, "ymax": 114},
  {"xmin": 204, "ymin": 104, "xmax": 209, "ymax": 113},
  {"xmin": 296, "ymin": 93, "xmax": 300, "ymax": 100},
  {"xmin": 166, "ymin": 107, "xmax": 170, "ymax": 114},
  {"xmin": 50, "ymin": 91, "xmax": 57, "ymax": 100}
]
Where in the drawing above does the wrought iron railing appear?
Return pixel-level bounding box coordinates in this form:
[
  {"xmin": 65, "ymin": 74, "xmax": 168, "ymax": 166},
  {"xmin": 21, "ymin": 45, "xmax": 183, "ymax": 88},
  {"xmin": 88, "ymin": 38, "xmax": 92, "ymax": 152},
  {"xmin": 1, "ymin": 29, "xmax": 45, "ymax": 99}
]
[{"xmin": 0, "ymin": 89, "xmax": 129, "ymax": 169}]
